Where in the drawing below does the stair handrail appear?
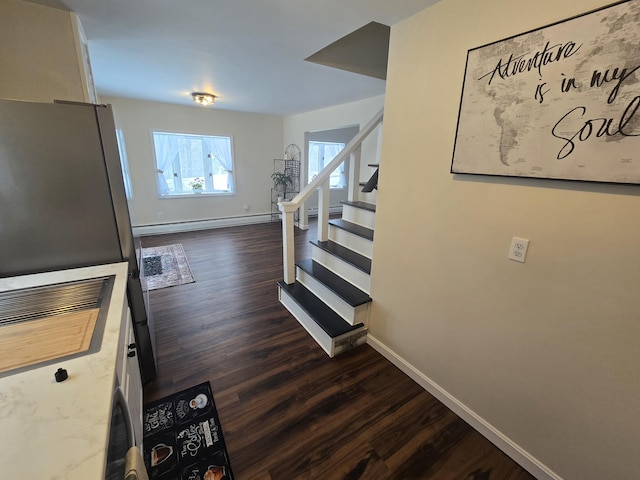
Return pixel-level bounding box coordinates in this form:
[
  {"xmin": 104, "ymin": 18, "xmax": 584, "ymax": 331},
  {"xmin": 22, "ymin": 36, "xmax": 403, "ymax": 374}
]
[
  {"xmin": 278, "ymin": 107, "xmax": 384, "ymax": 284},
  {"xmin": 280, "ymin": 107, "xmax": 384, "ymax": 212}
]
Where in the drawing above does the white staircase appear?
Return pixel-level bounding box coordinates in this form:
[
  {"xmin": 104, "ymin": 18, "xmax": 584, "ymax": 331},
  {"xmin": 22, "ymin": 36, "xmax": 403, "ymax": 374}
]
[{"xmin": 277, "ymin": 109, "xmax": 382, "ymax": 357}]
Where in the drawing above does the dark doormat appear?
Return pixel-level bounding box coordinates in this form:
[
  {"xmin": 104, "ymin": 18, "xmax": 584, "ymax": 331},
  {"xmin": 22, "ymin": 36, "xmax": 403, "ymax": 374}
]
[{"xmin": 143, "ymin": 382, "xmax": 234, "ymax": 480}]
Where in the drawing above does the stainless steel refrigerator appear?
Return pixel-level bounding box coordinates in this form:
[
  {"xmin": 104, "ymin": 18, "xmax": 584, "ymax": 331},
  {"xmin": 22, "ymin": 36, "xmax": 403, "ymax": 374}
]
[{"xmin": 0, "ymin": 98, "xmax": 156, "ymax": 383}]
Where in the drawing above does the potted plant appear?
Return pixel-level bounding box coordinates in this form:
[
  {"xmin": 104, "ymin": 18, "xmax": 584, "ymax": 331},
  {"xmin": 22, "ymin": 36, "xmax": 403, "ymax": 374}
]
[
  {"xmin": 271, "ymin": 171, "xmax": 293, "ymax": 193},
  {"xmin": 190, "ymin": 177, "xmax": 205, "ymax": 193}
]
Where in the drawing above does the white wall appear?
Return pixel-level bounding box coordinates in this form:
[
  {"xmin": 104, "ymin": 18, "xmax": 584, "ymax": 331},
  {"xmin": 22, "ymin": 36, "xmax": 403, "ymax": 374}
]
[
  {"xmin": 284, "ymin": 95, "xmax": 385, "ymax": 211},
  {"xmin": 284, "ymin": 95, "xmax": 383, "ymax": 151},
  {"xmin": 103, "ymin": 97, "xmax": 283, "ymax": 227},
  {"xmin": 0, "ymin": 0, "xmax": 87, "ymax": 103},
  {"xmin": 372, "ymin": 1, "xmax": 640, "ymax": 479}
]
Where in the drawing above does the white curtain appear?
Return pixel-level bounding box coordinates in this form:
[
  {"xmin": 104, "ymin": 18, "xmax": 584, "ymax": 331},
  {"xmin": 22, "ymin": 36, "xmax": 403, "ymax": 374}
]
[
  {"xmin": 153, "ymin": 133, "xmax": 180, "ymax": 195},
  {"xmin": 323, "ymin": 143, "xmax": 346, "ymax": 188},
  {"xmin": 204, "ymin": 136, "xmax": 234, "ymax": 191}
]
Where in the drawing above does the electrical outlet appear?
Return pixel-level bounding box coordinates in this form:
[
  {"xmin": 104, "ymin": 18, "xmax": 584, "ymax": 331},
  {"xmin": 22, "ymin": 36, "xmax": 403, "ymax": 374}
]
[
  {"xmin": 243, "ymin": 204, "xmax": 249, "ymax": 213},
  {"xmin": 157, "ymin": 212, "xmax": 164, "ymax": 220},
  {"xmin": 508, "ymin": 237, "xmax": 529, "ymax": 263}
]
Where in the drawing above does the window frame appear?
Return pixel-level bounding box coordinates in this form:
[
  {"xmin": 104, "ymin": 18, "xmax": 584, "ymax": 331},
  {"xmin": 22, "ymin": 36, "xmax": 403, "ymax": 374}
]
[
  {"xmin": 115, "ymin": 128, "xmax": 133, "ymax": 199},
  {"xmin": 307, "ymin": 140, "xmax": 347, "ymax": 189},
  {"xmin": 151, "ymin": 130, "xmax": 237, "ymax": 198}
]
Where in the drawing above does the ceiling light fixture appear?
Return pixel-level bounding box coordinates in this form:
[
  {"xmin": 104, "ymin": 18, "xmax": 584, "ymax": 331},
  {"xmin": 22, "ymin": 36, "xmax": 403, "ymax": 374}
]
[{"xmin": 191, "ymin": 92, "xmax": 216, "ymax": 106}]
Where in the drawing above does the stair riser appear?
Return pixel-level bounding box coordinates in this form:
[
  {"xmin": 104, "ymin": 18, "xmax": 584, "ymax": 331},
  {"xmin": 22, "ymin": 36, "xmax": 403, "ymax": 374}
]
[
  {"xmin": 333, "ymin": 330, "xmax": 368, "ymax": 356},
  {"xmin": 342, "ymin": 204, "xmax": 376, "ymax": 229},
  {"xmin": 358, "ymin": 190, "xmax": 377, "ymax": 204},
  {"xmin": 296, "ymin": 268, "xmax": 370, "ymax": 326},
  {"xmin": 278, "ymin": 285, "xmax": 367, "ymax": 357},
  {"xmin": 311, "ymin": 246, "xmax": 371, "ymax": 294},
  {"xmin": 328, "ymin": 226, "xmax": 373, "ymax": 259}
]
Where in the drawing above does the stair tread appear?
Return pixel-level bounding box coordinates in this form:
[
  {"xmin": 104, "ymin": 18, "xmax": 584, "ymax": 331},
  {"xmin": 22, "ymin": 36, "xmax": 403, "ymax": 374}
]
[
  {"xmin": 278, "ymin": 281, "xmax": 364, "ymax": 337},
  {"xmin": 310, "ymin": 240, "xmax": 372, "ymax": 274},
  {"xmin": 341, "ymin": 200, "xmax": 376, "ymax": 212},
  {"xmin": 296, "ymin": 259, "xmax": 371, "ymax": 307},
  {"xmin": 329, "ymin": 219, "xmax": 374, "ymax": 241}
]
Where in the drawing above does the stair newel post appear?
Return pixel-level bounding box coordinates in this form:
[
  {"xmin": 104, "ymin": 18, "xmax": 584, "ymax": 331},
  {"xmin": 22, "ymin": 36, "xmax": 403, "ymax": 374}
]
[
  {"xmin": 347, "ymin": 145, "xmax": 361, "ymax": 203},
  {"xmin": 298, "ymin": 199, "xmax": 309, "ymax": 230},
  {"xmin": 279, "ymin": 202, "xmax": 296, "ymax": 284},
  {"xmin": 317, "ymin": 179, "xmax": 330, "ymax": 242}
]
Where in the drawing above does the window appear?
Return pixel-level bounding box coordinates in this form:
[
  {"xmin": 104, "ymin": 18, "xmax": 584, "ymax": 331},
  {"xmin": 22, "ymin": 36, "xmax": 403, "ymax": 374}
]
[
  {"xmin": 308, "ymin": 141, "xmax": 346, "ymax": 188},
  {"xmin": 115, "ymin": 128, "xmax": 133, "ymax": 199},
  {"xmin": 152, "ymin": 131, "xmax": 235, "ymax": 196}
]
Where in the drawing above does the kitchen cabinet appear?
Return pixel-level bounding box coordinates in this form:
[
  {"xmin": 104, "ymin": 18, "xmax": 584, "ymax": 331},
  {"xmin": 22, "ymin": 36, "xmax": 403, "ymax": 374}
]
[
  {"xmin": 117, "ymin": 308, "xmax": 144, "ymax": 446},
  {"xmin": 0, "ymin": 263, "xmax": 141, "ymax": 479}
]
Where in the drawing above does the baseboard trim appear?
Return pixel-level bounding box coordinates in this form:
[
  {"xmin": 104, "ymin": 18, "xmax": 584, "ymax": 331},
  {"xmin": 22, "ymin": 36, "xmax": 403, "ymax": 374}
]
[
  {"xmin": 366, "ymin": 335, "xmax": 562, "ymax": 480},
  {"xmin": 132, "ymin": 214, "xmax": 273, "ymax": 236}
]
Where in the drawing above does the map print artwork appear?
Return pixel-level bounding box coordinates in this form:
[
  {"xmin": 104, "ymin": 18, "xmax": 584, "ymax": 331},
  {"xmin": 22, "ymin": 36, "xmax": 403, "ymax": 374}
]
[{"xmin": 451, "ymin": 0, "xmax": 640, "ymax": 184}]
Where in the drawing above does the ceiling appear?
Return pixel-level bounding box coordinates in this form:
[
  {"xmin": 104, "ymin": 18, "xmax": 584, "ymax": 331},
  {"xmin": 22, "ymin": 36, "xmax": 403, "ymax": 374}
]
[{"xmin": 29, "ymin": 0, "xmax": 439, "ymax": 115}]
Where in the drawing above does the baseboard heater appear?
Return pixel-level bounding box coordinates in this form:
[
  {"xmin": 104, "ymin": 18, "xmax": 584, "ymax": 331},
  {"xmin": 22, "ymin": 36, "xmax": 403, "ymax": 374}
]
[
  {"xmin": 306, "ymin": 205, "xmax": 343, "ymax": 216},
  {"xmin": 133, "ymin": 214, "xmax": 272, "ymax": 236}
]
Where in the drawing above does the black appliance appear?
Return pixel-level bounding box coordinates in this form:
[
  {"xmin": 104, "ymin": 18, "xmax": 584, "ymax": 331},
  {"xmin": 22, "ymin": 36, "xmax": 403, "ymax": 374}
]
[{"xmin": 0, "ymin": 98, "xmax": 156, "ymax": 383}]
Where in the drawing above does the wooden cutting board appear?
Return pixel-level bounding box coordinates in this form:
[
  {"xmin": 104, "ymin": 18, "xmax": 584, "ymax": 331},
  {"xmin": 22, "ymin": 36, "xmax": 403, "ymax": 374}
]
[{"xmin": 0, "ymin": 308, "xmax": 100, "ymax": 374}]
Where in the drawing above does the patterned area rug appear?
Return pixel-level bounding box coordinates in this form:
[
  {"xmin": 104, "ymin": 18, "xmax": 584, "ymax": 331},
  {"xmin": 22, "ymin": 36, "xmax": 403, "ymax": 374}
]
[{"xmin": 142, "ymin": 244, "xmax": 195, "ymax": 290}]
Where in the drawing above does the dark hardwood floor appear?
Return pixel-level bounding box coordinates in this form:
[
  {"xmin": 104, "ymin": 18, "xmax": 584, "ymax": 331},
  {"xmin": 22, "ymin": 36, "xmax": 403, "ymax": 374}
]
[{"xmin": 142, "ymin": 220, "xmax": 535, "ymax": 480}]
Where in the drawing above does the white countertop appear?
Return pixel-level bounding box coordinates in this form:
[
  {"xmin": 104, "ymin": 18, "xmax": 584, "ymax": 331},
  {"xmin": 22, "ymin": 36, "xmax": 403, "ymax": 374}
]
[{"xmin": 0, "ymin": 262, "xmax": 129, "ymax": 480}]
